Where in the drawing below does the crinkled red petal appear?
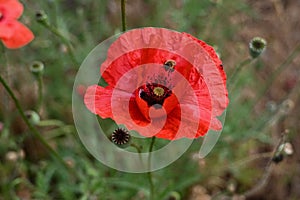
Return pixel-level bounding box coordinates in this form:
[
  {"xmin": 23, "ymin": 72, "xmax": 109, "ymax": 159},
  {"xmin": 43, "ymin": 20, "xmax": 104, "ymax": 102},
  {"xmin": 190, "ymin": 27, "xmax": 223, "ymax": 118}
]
[
  {"xmin": 84, "ymin": 85, "xmax": 114, "ymax": 118},
  {"xmin": 0, "ymin": 0, "xmax": 23, "ymax": 19},
  {"xmin": 1, "ymin": 21, "xmax": 34, "ymax": 49},
  {"xmin": 85, "ymin": 28, "xmax": 229, "ymax": 139},
  {"xmin": 101, "ymin": 28, "xmax": 228, "ymax": 119},
  {"xmin": 0, "ymin": 20, "xmax": 14, "ymax": 38},
  {"xmin": 101, "ymin": 48, "xmax": 214, "ymax": 129}
]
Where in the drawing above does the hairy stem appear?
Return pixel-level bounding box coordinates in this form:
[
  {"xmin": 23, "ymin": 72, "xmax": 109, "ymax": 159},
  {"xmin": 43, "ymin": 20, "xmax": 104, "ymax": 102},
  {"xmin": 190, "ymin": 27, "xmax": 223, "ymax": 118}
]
[
  {"xmin": 121, "ymin": 0, "xmax": 127, "ymax": 32},
  {"xmin": 0, "ymin": 74, "xmax": 71, "ymax": 172},
  {"xmin": 228, "ymin": 57, "xmax": 253, "ymax": 91},
  {"xmin": 243, "ymin": 132, "xmax": 286, "ymax": 198},
  {"xmin": 36, "ymin": 74, "xmax": 43, "ymax": 113},
  {"xmin": 38, "ymin": 21, "xmax": 78, "ymax": 66},
  {"xmin": 147, "ymin": 137, "xmax": 156, "ymax": 200}
]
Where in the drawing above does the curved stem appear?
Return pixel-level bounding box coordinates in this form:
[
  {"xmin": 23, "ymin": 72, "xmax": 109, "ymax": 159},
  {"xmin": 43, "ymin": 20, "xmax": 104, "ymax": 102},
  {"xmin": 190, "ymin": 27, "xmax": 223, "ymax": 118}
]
[
  {"xmin": 249, "ymin": 43, "xmax": 300, "ymax": 110},
  {"xmin": 130, "ymin": 143, "xmax": 142, "ymax": 154},
  {"xmin": 0, "ymin": 74, "xmax": 70, "ymax": 171},
  {"xmin": 230, "ymin": 152, "xmax": 272, "ymax": 169},
  {"xmin": 243, "ymin": 132, "xmax": 286, "ymax": 198},
  {"xmin": 147, "ymin": 137, "xmax": 156, "ymax": 200},
  {"xmin": 38, "ymin": 119, "xmax": 65, "ymax": 127},
  {"xmin": 121, "ymin": 0, "xmax": 127, "ymax": 32},
  {"xmin": 236, "ymin": 43, "xmax": 300, "ymax": 128},
  {"xmin": 228, "ymin": 57, "xmax": 253, "ymax": 91},
  {"xmin": 38, "ymin": 21, "xmax": 78, "ymax": 66},
  {"xmin": 36, "ymin": 74, "xmax": 43, "ymax": 113}
]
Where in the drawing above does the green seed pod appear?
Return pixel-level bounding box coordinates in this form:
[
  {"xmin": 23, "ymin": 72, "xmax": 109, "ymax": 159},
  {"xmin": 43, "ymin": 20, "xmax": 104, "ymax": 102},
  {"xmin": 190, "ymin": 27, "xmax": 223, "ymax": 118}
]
[{"xmin": 249, "ymin": 37, "xmax": 267, "ymax": 58}]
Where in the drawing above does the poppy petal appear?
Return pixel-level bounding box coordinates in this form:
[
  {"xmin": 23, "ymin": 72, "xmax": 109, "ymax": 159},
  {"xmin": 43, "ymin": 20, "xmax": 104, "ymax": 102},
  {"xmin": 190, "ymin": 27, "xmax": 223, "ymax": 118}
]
[
  {"xmin": 1, "ymin": 21, "xmax": 34, "ymax": 49},
  {"xmin": 85, "ymin": 28, "xmax": 229, "ymax": 140},
  {"xmin": 84, "ymin": 85, "xmax": 114, "ymax": 118},
  {"xmin": 0, "ymin": 21, "xmax": 14, "ymax": 38},
  {"xmin": 101, "ymin": 28, "xmax": 228, "ymax": 118},
  {"xmin": 0, "ymin": 0, "xmax": 24, "ymax": 19},
  {"xmin": 154, "ymin": 106, "xmax": 181, "ymax": 140}
]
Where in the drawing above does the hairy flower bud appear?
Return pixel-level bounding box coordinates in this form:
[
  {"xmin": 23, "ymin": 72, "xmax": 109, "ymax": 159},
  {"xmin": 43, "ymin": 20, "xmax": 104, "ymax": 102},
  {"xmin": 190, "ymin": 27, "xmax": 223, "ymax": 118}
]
[
  {"xmin": 30, "ymin": 61, "xmax": 44, "ymax": 76},
  {"xmin": 249, "ymin": 37, "xmax": 267, "ymax": 58},
  {"xmin": 167, "ymin": 191, "xmax": 181, "ymax": 200},
  {"xmin": 36, "ymin": 10, "xmax": 49, "ymax": 24},
  {"xmin": 25, "ymin": 110, "xmax": 40, "ymax": 125}
]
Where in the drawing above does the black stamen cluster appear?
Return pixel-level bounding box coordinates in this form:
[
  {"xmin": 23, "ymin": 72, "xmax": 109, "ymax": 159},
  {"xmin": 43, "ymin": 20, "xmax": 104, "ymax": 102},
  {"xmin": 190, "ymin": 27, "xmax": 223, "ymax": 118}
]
[{"xmin": 111, "ymin": 128, "xmax": 131, "ymax": 146}]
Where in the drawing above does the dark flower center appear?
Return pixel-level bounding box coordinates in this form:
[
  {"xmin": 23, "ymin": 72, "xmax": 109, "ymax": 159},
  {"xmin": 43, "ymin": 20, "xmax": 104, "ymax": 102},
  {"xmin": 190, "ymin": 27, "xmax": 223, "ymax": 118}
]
[
  {"xmin": 111, "ymin": 128, "xmax": 131, "ymax": 145},
  {"xmin": 0, "ymin": 12, "xmax": 3, "ymax": 21},
  {"xmin": 139, "ymin": 83, "xmax": 172, "ymax": 109}
]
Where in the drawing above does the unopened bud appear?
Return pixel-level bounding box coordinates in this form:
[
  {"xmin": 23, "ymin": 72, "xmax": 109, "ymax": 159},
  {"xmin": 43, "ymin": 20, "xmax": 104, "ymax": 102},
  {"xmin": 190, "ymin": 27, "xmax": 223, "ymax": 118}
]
[
  {"xmin": 25, "ymin": 110, "xmax": 40, "ymax": 125},
  {"xmin": 283, "ymin": 142, "xmax": 293, "ymax": 155},
  {"xmin": 280, "ymin": 99, "xmax": 294, "ymax": 114},
  {"xmin": 272, "ymin": 153, "xmax": 284, "ymax": 164},
  {"xmin": 30, "ymin": 61, "xmax": 44, "ymax": 76},
  {"xmin": 167, "ymin": 191, "xmax": 181, "ymax": 200},
  {"xmin": 6, "ymin": 151, "xmax": 18, "ymax": 162},
  {"xmin": 249, "ymin": 37, "xmax": 267, "ymax": 58},
  {"xmin": 36, "ymin": 10, "xmax": 48, "ymax": 24}
]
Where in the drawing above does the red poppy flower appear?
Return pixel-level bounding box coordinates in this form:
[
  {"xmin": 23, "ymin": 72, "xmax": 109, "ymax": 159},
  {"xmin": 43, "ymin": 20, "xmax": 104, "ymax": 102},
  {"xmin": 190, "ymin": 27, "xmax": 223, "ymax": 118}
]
[
  {"xmin": 84, "ymin": 28, "xmax": 229, "ymax": 140},
  {"xmin": 0, "ymin": 0, "xmax": 34, "ymax": 49}
]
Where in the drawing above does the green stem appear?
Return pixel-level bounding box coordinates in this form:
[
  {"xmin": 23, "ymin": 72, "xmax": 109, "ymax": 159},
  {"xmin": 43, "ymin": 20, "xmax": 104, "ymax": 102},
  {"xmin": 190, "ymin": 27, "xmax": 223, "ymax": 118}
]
[
  {"xmin": 130, "ymin": 143, "xmax": 142, "ymax": 154},
  {"xmin": 36, "ymin": 74, "xmax": 43, "ymax": 113},
  {"xmin": 0, "ymin": 74, "xmax": 70, "ymax": 171},
  {"xmin": 38, "ymin": 21, "xmax": 78, "ymax": 66},
  {"xmin": 121, "ymin": 0, "xmax": 127, "ymax": 32},
  {"xmin": 38, "ymin": 119, "xmax": 65, "ymax": 127},
  {"xmin": 44, "ymin": 125, "xmax": 75, "ymax": 140},
  {"xmin": 243, "ymin": 132, "xmax": 286, "ymax": 198},
  {"xmin": 147, "ymin": 137, "xmax": 155, "ymax": 200},
  {"xmin": 130, "ymin": 143, "xmax": 143, "ymax": 165},
  {"xmin": 228, "ymin": 57, "xmax": 253, "ymax": 91},
  {"xmin": 0, "ymin": 45, "xmax": 10, "ymax": 128},
  {"xmin": 230, "ymin": 152, "xmax": 272, "ymax": 169}
]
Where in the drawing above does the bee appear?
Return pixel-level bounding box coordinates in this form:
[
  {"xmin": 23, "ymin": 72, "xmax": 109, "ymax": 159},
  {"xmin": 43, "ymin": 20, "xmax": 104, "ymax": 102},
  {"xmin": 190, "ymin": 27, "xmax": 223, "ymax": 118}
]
[{"xmin": 163, "ymin": 60, "xmax": 176, "ymax": 72}]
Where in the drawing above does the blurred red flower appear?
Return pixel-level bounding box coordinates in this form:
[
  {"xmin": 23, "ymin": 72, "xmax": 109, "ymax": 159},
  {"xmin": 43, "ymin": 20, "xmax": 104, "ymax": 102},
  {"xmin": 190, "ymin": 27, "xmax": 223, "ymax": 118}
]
[
  {"xmin": 0, "ymin": 0, "xmax": 34, "ymax": 49},
  {"xmin": 84, "ymin": 28, "xmax": 228, "ymax": 140}
]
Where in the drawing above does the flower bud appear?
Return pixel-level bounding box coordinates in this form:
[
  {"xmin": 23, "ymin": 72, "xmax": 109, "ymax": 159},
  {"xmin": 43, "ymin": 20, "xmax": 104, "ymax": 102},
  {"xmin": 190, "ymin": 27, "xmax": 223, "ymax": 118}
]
[
  {"xmin": 29, "ymin": 61, "xmax": 44, "ymax": 76},
  {"xmin": 6, "ymin": 151, "xmax": 19, "ymax": 162},
  {"xmin": 283, "ymin": 142, "xmax": 293, "ymax": 155},
  {"xmin": 110, "ymin": 128, "xmax": 131, "ymax": 148},
  {"xmin": 272, "ymin": 153, "xmax": 284, "ymax": 164},
  {"xmin": 24, "ymin": 110, "xmax": 40, "ymax": 125},
  {"xmin": 249, "ymin": 37, "xmax": 267, "ymax": 58},
  {"xmin": 35, "ymin": 10, "xmax": 49, "ymax": 24},
  {"xmin": 280, "ymin": 99, "xmax": 294, "ymax": 114},
  {"xmin": 167, "ymin": 191, "xmax": 181, "ymax": 200}
]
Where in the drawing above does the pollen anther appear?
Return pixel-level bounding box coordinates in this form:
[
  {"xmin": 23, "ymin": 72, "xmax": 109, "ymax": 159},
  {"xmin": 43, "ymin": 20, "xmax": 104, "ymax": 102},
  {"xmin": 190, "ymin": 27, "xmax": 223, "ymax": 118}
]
[{"xmin": 153, "ymin": 87, "xmax": 165, "ymax": 97}]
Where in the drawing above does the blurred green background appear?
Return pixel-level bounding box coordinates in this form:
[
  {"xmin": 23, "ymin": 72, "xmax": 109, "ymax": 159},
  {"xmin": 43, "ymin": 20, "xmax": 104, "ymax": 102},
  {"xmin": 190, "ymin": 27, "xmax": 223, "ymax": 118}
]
[{"xmin": 1, "ymin": 0, "xmax": 300, "ymax": 199}]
